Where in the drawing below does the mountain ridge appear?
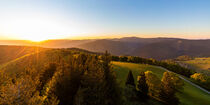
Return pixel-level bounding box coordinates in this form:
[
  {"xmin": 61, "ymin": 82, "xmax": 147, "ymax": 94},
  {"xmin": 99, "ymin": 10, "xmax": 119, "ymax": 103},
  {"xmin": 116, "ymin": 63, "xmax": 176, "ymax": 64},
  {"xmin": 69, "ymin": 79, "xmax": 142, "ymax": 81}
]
[{"xmin": 1, "ymin": 37, "xmax": 210, "ymax": 60}]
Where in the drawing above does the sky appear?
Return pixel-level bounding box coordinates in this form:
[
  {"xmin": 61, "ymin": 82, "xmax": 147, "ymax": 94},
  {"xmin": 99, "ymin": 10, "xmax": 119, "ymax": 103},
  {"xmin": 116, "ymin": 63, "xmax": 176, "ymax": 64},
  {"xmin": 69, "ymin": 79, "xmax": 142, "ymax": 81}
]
[{"xmin": 0, "ymin": 0, "xmax": 210, "ymax": 41}]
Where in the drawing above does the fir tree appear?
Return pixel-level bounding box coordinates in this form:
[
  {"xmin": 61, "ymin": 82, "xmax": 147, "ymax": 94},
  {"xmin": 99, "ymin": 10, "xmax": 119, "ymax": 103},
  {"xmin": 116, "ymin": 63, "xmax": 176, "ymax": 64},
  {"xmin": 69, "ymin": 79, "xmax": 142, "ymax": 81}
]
[
  {"xmin": 126, "ymin": 70, "xmax": 135, "ymax": 86},
  {"xmin": 101, "ymin": 51, "xmax": 122, "ymax": 105},
  {"xmin": 125, "ymin": 70, "xmax": 137, "ymax": 102},
  {"xmin": 137, "ymin": 72, "xmax": 148, "ymax": 99}
]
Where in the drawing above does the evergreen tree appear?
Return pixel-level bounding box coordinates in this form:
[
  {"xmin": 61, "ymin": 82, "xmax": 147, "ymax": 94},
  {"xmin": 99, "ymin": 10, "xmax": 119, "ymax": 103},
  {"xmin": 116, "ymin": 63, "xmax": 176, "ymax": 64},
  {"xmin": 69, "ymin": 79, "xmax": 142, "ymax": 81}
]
[
  {"xmin": 101, "ymin": 51, "xmax": 122, "ymax": 105},
  {"xmin": 137, "ymin": 72, "xmax": 148, "ymax": 99},
  {"xmin": 126, "ymin": 70, "xmax": 135, "ymax": 86},
  {"xmin": 124, "ymin": 70, "xmax": 137, "ymax": 103},
  {"xmin": 74, "ymin": 57, "xmax": 105, "ymax": 105}
]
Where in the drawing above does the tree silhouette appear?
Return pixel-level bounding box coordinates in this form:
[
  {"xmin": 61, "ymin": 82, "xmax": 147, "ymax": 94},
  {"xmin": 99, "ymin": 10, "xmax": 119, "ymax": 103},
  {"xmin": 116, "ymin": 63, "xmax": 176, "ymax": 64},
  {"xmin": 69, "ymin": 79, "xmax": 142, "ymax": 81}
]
[{"xmin": 126, "ymin": 70, "xmax": 135, "ymax": 86}]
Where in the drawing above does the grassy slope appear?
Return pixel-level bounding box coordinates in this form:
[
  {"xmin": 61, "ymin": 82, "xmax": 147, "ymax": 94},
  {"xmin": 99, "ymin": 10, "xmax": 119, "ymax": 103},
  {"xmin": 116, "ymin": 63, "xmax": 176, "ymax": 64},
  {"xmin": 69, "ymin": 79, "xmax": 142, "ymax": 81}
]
[
  {"xmin": 182, "ymin": 57, "xmax": 210, "ymax": 76},
  {"xmin": 112, "ymin": 61, "xmax": 210, "ymax": 105},
  {"xmin": 0, "ymin": 53, "xmax": 36, "ymax": 70},
  {"xmin": 0, "ymin": 46, "xmax": 44, "ymax": 65}
]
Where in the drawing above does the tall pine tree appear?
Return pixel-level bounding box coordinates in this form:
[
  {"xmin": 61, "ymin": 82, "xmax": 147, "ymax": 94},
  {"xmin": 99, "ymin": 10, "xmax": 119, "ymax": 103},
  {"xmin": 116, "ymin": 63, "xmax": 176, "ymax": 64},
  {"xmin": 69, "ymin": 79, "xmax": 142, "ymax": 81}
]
[{"xmin": 101, "ymin": 51, "xmax": 122, "ymax": 105}]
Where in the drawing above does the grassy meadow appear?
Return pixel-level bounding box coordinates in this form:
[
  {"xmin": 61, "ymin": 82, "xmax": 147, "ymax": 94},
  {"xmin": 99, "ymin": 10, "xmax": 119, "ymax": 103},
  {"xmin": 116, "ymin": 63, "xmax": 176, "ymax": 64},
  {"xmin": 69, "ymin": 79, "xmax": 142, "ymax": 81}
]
[
  {"xmin": 182, "ymin": 57, "xmax": 210, "ymax": 76},
  {"xmin": 112, "ymin": 61, "xmax": 210, "ymax": 105}
]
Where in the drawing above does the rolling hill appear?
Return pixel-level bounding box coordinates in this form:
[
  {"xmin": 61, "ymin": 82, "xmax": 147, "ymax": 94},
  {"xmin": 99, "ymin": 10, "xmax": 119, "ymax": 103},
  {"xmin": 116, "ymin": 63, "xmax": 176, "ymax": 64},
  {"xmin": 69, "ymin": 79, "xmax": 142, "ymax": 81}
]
[
  {"xmin": 0, "ymin": 46, "xmax": 209, "ymax": 105},
  {"xmin": 77, "ymin": 37, "xmax": 210, "ymax": 60},
  {"xmin": 0, "ymin": 45, "xmax": 44, "ymax": 65},
  {"xmin": 1, "ymin": 37, "xmax": 210, "ymax": 60},
  {"xmin": 178, "ymin": 57, "xmax": 210, "ymax": 76}
]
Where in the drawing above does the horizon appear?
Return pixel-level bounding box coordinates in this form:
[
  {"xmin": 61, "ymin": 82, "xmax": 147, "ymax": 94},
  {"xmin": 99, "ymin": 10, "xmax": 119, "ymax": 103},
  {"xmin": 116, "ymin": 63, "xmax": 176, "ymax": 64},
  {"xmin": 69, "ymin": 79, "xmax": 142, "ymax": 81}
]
[
  {"xmin": 0, "ymin": 1, "xmax": 210, "ymax": 103},
  {"xmin": 1, "ymin": 36, "xmax": 210, "ymax": 42},
  {"xmin": 0, "ymin": 0, "xmax": 210, "ymax": 41}
]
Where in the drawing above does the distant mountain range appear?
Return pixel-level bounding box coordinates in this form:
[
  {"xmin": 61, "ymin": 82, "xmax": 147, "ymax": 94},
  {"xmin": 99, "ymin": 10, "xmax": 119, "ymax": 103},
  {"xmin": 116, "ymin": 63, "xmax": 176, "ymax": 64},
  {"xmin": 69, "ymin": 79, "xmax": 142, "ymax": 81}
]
[{"xmin": 1, "ymin": 37, "xmax": 210, "ymax": 60}]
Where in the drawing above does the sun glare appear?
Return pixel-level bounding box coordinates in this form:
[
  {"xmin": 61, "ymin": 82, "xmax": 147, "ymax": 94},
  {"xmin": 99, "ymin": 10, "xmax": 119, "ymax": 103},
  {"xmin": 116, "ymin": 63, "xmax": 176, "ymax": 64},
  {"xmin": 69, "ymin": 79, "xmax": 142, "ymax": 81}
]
[
  {"xmin": 20, "ymin": 33, "xmax": 54, "ymax": 42},
  {"xmin": 0, "ymin": 13, "xmax": 82, "ymax": 41},
  {"xmin": 27, "ymin": 37, "xmax": 47, "ymax": 42}
]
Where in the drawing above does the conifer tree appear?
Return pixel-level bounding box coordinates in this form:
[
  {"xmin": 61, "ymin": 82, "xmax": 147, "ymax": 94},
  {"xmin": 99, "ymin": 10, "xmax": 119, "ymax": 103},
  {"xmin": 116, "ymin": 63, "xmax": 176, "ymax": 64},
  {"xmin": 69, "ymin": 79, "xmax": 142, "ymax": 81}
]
[
  {"xmin": 137, "ymin": 72, "xmax": 148, "ymax": 98},
  {"xmin": 101, "ymin": 51, "xmax": 122, "ymax": 105},
  {"xmin": 126, "ymin": 70, "xmax": 135, "ymax": 86},
  {"xmin": 125, "ymin": 70, "xmax": 138, "ymax": 102}
]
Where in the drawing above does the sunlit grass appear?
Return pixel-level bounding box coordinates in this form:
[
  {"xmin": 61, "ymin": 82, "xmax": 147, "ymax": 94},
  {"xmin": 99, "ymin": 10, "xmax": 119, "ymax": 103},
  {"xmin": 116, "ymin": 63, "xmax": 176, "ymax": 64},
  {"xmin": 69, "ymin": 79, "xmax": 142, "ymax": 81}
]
[
  {"xmin": 183, "ymin": 57, "xmax": 210, "ymax": 75},
  {"xmin": 112, "ymin": 61, "xmax": 210, "ymax": 105}
]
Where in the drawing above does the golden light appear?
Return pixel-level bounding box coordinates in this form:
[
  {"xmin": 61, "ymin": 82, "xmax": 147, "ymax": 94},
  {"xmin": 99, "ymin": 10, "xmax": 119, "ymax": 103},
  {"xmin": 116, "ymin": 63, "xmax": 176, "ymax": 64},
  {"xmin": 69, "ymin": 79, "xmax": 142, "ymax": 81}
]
[
  {"xmin": 0, "ymin": 12, "xmax": 88, "ymax": 41},
  {"xmin": 22, "ymin": 35, "xmax": 49, "ymax": 42}
]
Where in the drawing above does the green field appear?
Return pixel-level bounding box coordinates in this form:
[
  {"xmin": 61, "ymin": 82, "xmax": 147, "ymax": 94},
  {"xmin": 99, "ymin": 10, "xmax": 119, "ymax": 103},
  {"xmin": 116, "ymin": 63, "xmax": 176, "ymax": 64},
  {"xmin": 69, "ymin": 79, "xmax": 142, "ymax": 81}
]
[
  {"xmin": 112, "ymin": 61, "xmax": 210, "ymax": 105},
  {"xmin": 182, "ymin": 57, "xmax": 210, "ymax": 76}
]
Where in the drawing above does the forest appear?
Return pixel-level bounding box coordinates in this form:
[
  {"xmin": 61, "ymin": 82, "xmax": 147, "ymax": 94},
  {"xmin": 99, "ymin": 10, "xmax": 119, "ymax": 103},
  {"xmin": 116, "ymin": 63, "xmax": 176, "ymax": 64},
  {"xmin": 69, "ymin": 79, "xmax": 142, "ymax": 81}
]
[
  {"xmin": 0, "ymin": 48, "xmax": 209, "ymax": 105},
  {"xmin": 0, "ymin": 49, "xmax": 123, "ymax": 105}
]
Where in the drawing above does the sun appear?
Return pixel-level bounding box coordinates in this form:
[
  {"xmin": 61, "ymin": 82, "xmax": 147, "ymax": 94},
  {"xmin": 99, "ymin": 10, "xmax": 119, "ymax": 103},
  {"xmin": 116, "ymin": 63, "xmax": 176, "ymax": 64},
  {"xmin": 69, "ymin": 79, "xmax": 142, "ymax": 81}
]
[
  {"xmin": 29, "ymin": 38, "xmax": 46, "ymax": 42},
  {"xmin": 28, "ymin": 37, "xmax": 48, "ymax": 42},
  {"xmin": 20, "ymin": 35, "xmax": 48, "ymax": 42}
]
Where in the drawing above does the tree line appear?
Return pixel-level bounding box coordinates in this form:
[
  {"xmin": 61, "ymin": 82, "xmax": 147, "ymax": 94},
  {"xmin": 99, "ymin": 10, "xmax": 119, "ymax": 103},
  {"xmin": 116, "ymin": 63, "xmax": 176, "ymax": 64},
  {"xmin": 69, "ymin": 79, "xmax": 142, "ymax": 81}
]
[{"xmin": 111, "ymin": 56, "xmax": 195, "ymax": 77}]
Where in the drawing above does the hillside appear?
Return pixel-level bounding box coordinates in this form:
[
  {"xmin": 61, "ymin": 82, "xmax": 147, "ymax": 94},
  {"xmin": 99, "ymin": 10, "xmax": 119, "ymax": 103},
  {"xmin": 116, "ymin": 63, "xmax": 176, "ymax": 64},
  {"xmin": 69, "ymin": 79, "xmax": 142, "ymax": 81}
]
[
  {"xmin": 179, "ymin": 57, "xmax": 210, "ymax": 76},
  {"xmin": 1, "ymin": 37, "xmax": 210, "ymax": 60},
  {"xmin": 134, "ymin": 39, "xmax": 210, "ymax": 60},
  {"xmin": 0, "ymin": 48, "xmax": 99, "ymax": 73},
  {"xmin": 0, "ymin": 47, "xmax": 209, "ymax": 105},
  {"xmin": 0, "ymin": 48, "xmax": 126, "ymax": 105},
  {"xmin": 39, "ymin": 40, "xmax": 93, "ymax": 48},
  {"xmin": 113, "ymin": 61, "xmax": 210, "ymax": 105},
  {"xmin": 0, "ymin": 45, "xmax": 44, "ymax": 65},
  {"xmin": 78, "ymin": 37, "xmax": 210, "ymax": 60},
  {"xmin": 77, "ymin": 39, "xmax": 140, "ymax": 55},
  {"xmin": 0, "ymin": 39, "xmax": 93, "ymax": 48}
]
